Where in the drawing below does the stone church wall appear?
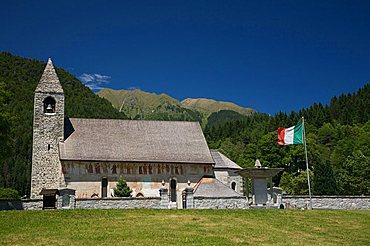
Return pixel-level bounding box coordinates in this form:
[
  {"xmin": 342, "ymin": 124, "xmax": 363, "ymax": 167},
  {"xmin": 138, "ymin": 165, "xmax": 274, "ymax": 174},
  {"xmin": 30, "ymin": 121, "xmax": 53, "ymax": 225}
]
[{"xmin": 31, "ymin": 93, "xmax": 65, "ymax": 199}]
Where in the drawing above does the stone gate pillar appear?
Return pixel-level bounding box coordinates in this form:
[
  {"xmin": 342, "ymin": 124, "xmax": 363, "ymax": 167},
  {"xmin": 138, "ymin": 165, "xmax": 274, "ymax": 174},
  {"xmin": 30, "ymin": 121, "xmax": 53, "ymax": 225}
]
[
  {"xmin": 183, "ymin": 181, "xmax": 194, "ymax": 209},
  {"xmin": 159, "ymin": 182, "xmax": 169, "ymax": 209}
]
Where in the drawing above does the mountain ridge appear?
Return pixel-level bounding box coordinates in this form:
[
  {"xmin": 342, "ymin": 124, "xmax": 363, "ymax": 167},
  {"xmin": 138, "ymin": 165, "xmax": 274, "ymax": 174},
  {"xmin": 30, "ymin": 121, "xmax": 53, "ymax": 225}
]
[
  {"xmin": 181, "ymin": 97, "xmax": 254, "ymax": 116},
  {"xmin": 97, "ymin": 88, "xmax": 255, "ymax": 123}
]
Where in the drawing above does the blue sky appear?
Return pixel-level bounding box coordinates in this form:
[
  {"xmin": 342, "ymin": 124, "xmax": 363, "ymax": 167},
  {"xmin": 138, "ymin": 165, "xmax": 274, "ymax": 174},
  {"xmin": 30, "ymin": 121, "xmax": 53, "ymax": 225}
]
[{"xmin": 1, "ymin": 1, "xmax": 370, "ymax": 114}]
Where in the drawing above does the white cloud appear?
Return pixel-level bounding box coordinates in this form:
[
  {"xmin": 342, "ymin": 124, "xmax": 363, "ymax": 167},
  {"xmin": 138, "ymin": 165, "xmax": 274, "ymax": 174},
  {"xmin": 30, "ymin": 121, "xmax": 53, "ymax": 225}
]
[
  {"xmin": 79, "ymin": 73, "xmax": 95, "ymax": 83},
  {"xmin": 78, "ymin": 73, "xmax": 111, "ymax": 91},
  {"xmin": 94, "ymin": 74, "xmax": 111, "ymax": 83}
]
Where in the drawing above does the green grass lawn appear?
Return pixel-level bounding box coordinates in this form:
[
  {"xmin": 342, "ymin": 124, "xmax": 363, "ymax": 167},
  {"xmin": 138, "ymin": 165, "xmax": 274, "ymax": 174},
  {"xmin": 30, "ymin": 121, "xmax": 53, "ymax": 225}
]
[{"xmin": 0, "ymin": 209, "xmax": 369, "ymax": 245}]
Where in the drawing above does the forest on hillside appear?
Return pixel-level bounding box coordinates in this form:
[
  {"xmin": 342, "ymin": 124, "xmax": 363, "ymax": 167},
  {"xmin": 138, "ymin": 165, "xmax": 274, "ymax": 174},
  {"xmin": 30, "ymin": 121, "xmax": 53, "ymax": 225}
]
[
  {"xmin": 0, "ymin": 52, "xmax": 369, "ymax": 196},
  {"xmin": 205, "ymin": 84, "xmax": 370, "ymax": 195},
  {"xmin": 0, "ymin": 52, "xmax": 127, "ymax": 195}
]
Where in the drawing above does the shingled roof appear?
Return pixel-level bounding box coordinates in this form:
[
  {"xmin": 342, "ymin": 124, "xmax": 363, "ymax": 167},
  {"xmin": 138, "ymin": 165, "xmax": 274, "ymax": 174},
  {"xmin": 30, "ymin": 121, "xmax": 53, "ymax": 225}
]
[
  {"xmin": 59, "ymin": 118, "xmax": 214, "ymax": 164},
  {"xmin": 194, "ymin": 177, "xmax": 242, "ymax": 197},
  {"xmin": 210, "ymin": 150, "xmax": 242, "ymax": 170}
]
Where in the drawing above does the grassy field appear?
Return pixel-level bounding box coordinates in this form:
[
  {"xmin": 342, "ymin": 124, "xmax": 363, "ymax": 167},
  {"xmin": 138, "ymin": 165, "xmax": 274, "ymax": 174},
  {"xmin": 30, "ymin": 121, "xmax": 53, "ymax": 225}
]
[{"xmin": 0, "ymin": 209, "xmax": 369, "ymax": 245}]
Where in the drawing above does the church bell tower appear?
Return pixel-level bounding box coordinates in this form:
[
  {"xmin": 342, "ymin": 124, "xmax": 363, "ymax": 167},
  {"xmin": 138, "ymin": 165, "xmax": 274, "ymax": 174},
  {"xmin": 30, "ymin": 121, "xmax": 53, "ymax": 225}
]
[{"xmin": 30, "ymin": 58, "xmax": 65, "ymax": 199}]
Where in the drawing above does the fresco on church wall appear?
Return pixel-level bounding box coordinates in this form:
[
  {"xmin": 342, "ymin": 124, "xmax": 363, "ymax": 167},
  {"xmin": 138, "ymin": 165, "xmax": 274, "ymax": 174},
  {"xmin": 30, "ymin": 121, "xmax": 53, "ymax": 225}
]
[
  {"xmin": 62, "ymin": 161, "xmax": 212, "ymax": 178},
  {"xmin": 61, "ymin": 161, "xmax": 213, "ymax": 199}
]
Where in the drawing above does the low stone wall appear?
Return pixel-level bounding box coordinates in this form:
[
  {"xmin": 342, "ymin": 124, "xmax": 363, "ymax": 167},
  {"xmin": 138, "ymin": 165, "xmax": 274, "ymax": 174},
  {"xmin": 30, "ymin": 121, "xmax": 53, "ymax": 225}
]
[
  {"xmin": 76, "ymin": 197, "xmax": 161, "ymax": 209},
  {"xmin": 283, "ymin": 196, "xmax": 370, "ymax": 210},
  {"xmin": 193, "ymin": 196, "xmax": 248, "ymax": 209},
  {"xmin": 2, "ymin": 196, "xmax": 369, "ymax": 210},
  {"xmin": 22, "ymin": 199, "xmax": 43, "ymax": 210},
  {"xmin": 0, "ymin": 199, "xmax": 43, "ymax": 210}
]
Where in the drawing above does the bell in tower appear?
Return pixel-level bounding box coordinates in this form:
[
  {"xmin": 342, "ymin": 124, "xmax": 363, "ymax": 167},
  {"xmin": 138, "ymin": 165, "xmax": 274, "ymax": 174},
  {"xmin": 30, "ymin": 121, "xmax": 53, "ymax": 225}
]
[{"xmin": 43, "ymin": 96, "xmax": 56, "ymax": 113}]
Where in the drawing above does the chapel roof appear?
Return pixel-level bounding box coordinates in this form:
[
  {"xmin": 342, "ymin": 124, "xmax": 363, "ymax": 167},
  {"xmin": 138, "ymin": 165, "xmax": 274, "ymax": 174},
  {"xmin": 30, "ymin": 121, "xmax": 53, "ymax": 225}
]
[
  {"xmin": 59, "ymin": 118, "xmax": 214, "ymax": 164},
  {"xmin": 193, "ymin": 177, "xmax": 242, "ymax": 197},
  {"xmin": 210, "ymin": 150, "xmax": 242, "ymax": 170}
]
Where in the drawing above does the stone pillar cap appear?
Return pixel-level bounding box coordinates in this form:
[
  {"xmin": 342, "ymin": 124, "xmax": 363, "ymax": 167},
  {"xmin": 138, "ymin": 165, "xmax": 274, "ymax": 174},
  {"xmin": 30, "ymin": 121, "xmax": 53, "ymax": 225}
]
[{"xmin": 255, "ymin": 159, "xmax": 261, "ymax": 168}]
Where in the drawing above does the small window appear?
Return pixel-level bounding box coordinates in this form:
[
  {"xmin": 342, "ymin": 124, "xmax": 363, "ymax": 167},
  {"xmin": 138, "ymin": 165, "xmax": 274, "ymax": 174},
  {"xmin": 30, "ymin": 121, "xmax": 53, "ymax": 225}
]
[
  {"xmin": 231, "ymin": 182, "xmax": 236, "ymax": 191},
  {"xmin": 43, "ymin": 96, "xmax": 56, "ymax": 113}
]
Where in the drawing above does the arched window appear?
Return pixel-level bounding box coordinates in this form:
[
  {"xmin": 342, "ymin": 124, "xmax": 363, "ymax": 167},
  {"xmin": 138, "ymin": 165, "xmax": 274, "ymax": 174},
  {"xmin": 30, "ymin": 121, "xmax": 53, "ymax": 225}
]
[
  {"xmin": 136, "ymin": 192, "xmax": 144, "ymax": 198},
  {"xmin": 43, "ymin": 96, "xmax": 56, "ymax": 113},
  {"xmin": 231, "ymin": 182, "xmax": 237, "ymax": 191}
]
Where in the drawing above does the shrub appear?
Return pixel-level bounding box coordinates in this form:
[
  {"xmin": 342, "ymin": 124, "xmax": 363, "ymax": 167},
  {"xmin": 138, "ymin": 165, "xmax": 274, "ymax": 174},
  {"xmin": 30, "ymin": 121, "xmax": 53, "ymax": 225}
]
[{"xmin": 0, "ymin": 188, "xmax": 20, "ymax": 200}]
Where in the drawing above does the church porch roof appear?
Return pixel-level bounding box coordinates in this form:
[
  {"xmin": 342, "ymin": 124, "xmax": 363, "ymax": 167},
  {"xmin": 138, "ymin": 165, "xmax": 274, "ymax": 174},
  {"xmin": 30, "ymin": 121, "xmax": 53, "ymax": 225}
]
[
  {"xmin": 210, "ymin": 150, "xmax": 242, "ymax": 170},
  {"xmin": 194, "ymin": 177, "xmax": 243, "ymax": 198}
]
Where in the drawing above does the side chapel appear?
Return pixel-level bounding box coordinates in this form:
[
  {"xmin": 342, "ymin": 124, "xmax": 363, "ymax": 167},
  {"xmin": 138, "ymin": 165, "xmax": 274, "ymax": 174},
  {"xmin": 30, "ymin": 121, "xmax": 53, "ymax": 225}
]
[{"xmin": 31, "ymin": 59, "xmax": 243, "ymax": 208}]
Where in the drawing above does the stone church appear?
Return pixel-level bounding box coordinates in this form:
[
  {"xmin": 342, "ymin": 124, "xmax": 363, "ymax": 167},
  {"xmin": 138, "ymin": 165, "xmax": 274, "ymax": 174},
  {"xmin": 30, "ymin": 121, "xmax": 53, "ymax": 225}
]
[{"xmin": 31, "ymin": 59, "xmax": 243, "ymax": 208}]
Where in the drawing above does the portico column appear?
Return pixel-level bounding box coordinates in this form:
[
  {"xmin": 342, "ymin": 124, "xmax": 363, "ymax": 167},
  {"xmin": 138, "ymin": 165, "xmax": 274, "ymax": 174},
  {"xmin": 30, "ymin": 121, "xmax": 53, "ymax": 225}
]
[{"xmin": 269, "ymin": 176, "xmax": 273, "ymax": 204}]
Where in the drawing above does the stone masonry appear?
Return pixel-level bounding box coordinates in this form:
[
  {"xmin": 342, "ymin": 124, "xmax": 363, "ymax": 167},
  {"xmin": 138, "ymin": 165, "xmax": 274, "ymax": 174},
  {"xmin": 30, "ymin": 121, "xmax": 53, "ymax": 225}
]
[
  {"xmin": 194, "ymin": 197, "xmax": 248, "ymax": 209},
  {"xmin": 1, "ymin": 196, "xmax": 370, "ymax": 210},
  {"xmin": 283, "ymin": 196, "xmax": 370, "ymax": 210},
  {"xmin": 76, "ymin": 197, "xmax": 161, "ymax": 209},
  {"xmin": 31, "ymin": 58, "xmax": 65, "ymax": 199}
]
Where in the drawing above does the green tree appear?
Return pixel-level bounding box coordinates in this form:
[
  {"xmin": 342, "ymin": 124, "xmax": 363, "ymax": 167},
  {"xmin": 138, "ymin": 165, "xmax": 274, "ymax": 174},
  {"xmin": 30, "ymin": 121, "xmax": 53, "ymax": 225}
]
[
  {"xmin": 336, "ymin": 151, "xmax": 370, "ymax": 195},
  {"xmin": 279, "ymin": 170, "xmax": 313, "ymax": 195},
  {"xmin": 114, "ymin": 177, "xmax": 132, "ymax": 197},
  {"xmin": 0, "ymin": 82, "xmax": 12, "ymax": 160},
  {"xmin": 313, "ymin": 159, "xmax": 337, "ymax": 195}
]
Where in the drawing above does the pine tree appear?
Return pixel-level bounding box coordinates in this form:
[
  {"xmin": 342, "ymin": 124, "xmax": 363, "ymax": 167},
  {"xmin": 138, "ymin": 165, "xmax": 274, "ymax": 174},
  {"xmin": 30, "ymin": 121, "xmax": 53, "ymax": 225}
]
[{"xmin": 113, "ymin": 177, "xmax": 132, "ymax": 197}]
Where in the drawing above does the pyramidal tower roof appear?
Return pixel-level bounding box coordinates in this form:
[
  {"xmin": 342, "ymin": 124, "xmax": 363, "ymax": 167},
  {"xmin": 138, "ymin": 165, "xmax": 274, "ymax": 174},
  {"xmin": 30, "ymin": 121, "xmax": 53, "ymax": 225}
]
[{"xmin": 35, "ymin": 58, "xmax": 64, "ymax": 93}]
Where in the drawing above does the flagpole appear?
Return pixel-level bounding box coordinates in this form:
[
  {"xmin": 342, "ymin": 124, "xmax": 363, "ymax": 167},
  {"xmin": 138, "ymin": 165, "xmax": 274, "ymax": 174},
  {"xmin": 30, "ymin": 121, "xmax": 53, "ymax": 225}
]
[{"xmin": 302, "ymin": 116, "xmax": 312, "ymax": 209}]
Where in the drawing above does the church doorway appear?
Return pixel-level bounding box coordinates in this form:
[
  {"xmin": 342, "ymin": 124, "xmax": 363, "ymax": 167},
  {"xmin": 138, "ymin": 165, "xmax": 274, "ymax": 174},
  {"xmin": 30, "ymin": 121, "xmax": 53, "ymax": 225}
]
[
  {"xmin": 170, "ymin": 179, "xmax": 177, "ymax": 202},
  {"xmin": 101, "ymin": 178, "xmax": 108, "ymax": 198}
]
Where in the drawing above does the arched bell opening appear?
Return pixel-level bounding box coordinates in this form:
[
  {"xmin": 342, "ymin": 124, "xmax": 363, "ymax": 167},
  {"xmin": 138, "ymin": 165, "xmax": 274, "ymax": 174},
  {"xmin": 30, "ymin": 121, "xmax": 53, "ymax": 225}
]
[{"xmin": 43, "ymin": 96, "xmax": 56, "ymax": 113}]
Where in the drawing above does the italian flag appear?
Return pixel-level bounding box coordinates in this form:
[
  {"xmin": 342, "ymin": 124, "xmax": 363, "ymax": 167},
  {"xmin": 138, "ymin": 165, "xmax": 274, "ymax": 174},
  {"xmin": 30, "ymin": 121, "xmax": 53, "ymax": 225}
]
[{"xmin": 278, "ymin": 122, "xmax": 303, "ymax": 145}]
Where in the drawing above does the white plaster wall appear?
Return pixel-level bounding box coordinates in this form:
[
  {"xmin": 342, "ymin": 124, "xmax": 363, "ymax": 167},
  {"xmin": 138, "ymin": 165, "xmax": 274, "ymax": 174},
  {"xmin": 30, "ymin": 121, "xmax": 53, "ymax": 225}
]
[
  {"xmin": 63, "ymin": 161, "xmax": 212, "ymax": 204},
  {"xmin": 214, "ymin": 170, "xmax": 243, "ymax": 195}
]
